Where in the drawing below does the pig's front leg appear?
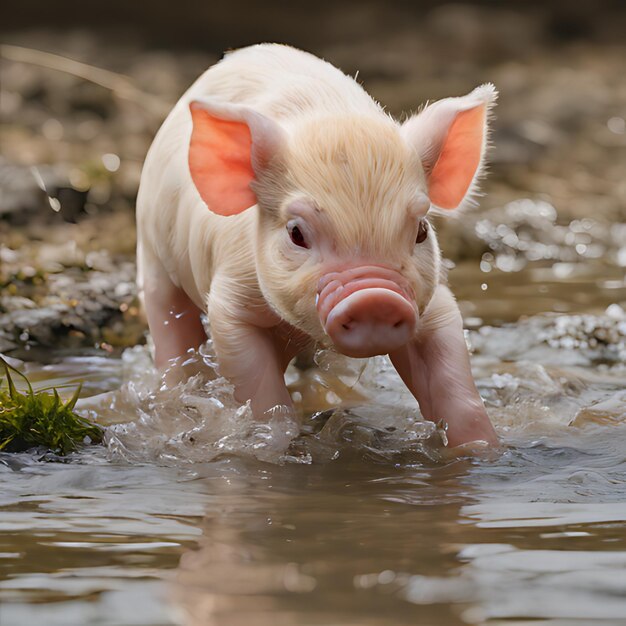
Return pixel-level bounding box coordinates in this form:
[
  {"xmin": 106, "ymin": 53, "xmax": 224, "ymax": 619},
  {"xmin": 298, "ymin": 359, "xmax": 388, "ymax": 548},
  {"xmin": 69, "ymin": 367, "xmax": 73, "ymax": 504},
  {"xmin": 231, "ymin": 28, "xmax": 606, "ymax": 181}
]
[
  {"xmin": 389, "ymin": 285, "xmax": 498, "ymax": 448},
  {"xmin": 207, "ymin": 276, "xmax": 303, "ymax": 421},
  {"xmin": 139, "ymin": 247, "xmax": 208, "ymax": 372},
  {"xmin": 216, "ymin": 324, "xmax": 296, "ymax": 417}
]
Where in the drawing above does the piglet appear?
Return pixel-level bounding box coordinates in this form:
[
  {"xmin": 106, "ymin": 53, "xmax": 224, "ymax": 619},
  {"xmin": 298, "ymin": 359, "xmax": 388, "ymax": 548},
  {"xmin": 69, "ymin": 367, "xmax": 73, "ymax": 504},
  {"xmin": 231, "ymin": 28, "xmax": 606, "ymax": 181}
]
[{"xmin": 136, "ymin": 44, "xmax": 498, "ymax": 448}]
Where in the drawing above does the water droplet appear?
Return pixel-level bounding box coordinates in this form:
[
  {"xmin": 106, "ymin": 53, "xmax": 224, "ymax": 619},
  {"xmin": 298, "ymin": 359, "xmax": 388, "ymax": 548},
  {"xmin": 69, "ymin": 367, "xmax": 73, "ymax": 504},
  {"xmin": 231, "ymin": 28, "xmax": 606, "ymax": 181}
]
[
  {"xmin": 378, "ymin": 570, "xmax": 396, "ymax": 584},
  {"xmin": 102, "ymin": 153, "xmax": 121, "ymax": 172},
  {"xmin": 607, "ymin": 116, "xmax": 625, "ymax": 134},
  {"xmin": 42, "ymin": 118, "xmax": 64, "ymax": 141}
]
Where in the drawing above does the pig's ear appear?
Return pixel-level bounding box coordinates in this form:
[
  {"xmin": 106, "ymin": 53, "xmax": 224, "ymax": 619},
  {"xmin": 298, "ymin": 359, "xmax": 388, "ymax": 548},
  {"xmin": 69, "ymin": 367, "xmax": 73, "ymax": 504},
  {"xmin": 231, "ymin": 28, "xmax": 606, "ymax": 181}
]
[
  {"xmin": 189, "ymin": 98, "xmax": 286, "ymax": 216},
  {"xmin": 402, "ymin": 84, "xmax": 497, "ymax": 212}
]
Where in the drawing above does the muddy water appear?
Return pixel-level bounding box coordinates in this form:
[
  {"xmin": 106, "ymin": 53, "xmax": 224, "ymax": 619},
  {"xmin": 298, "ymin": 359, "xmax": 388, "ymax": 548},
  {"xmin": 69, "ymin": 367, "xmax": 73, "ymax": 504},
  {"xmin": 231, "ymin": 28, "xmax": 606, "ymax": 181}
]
[{"xmin": 1, "ymin": 259, "xmax": 626, "ymax": 626}]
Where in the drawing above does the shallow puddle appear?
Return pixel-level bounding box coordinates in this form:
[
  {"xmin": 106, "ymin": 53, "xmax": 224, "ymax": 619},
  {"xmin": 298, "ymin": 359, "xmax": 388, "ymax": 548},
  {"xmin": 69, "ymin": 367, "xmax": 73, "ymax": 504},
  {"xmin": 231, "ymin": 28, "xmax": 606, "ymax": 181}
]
[{"xmin": 1, "ymin": 259, "xmax": 625, "ymax": 625}]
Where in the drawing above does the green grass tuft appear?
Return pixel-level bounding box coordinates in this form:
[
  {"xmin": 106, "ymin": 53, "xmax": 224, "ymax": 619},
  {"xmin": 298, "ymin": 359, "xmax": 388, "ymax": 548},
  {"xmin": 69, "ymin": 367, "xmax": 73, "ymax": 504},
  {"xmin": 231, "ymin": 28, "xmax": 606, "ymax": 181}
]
[{"xmin": 0, "ymin": 357, "xmax": 103, "ymax": 455}]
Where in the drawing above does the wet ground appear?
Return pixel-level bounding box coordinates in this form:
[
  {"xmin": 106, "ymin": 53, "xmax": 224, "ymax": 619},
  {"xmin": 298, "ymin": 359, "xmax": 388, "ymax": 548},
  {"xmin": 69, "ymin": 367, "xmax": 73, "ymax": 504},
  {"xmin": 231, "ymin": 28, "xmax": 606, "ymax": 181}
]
[{"xmin": 1, "ymin": 5, "xmax": 626, "ymax": 625}]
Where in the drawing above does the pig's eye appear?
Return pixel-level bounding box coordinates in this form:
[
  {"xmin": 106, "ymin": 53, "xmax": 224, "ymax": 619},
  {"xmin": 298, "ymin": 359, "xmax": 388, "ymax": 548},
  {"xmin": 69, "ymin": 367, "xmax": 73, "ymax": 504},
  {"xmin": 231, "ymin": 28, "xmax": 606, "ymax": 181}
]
[
  {"xmin": 416, "ymin": 219, "xmax": 429, "ymax": 244},
  {"xmin": 288, "ymin": 224, "xmax": 309, "ymax": 249}
]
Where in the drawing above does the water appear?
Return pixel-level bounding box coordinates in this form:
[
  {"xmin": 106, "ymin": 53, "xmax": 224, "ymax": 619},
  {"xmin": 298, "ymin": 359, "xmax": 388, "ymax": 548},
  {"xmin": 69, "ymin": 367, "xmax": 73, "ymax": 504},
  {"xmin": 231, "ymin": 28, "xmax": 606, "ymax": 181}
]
[{"xmin": 1, "ymin": 257, "xmax": 626, "ymax": 626}]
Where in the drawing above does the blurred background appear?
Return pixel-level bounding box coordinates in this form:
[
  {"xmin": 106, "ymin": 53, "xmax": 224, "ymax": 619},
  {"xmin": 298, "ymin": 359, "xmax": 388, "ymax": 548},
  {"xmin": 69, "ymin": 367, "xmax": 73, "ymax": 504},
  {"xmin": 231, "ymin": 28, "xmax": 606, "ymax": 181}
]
[{"xmin": 1, "ymin": 0, "xmax": 625, "ymax": 356}]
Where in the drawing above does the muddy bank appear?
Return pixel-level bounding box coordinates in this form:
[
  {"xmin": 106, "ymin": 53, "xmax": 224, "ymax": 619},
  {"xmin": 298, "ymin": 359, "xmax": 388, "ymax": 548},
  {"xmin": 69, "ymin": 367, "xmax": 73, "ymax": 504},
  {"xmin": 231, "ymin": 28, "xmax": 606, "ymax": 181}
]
[{"xmin": 0, "ymin": 211, "xmax": 142, "ymax": 355}]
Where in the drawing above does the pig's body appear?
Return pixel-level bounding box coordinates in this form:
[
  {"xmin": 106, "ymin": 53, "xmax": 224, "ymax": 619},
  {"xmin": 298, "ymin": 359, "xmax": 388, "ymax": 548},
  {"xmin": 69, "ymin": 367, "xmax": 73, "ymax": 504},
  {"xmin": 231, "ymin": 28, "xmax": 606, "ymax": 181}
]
[{"xmin": 137, "ymin": 44, "xmax": 499, "ymax": 448}]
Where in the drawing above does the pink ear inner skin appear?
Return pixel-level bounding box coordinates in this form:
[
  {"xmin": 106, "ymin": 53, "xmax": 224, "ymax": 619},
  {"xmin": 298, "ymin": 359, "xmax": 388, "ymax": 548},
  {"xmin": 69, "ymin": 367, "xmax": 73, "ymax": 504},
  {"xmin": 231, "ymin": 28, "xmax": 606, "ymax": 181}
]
[
  {"xmin": 428, "ymin": 104, "xmax": 485, "ymax": 210},
  {"xmin": 189, "ymin": 107, "xmax": 257, "ymax": 216}
]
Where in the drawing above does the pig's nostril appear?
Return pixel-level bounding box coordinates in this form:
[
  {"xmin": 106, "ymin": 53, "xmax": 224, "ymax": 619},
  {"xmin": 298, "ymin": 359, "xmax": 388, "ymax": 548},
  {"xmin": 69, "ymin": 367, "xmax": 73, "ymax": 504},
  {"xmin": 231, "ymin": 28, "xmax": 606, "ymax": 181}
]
[
  {"xmin": 342, "ymin": 323, "xmax": 351, "ymax": 331},
  {"xmin": 393, "ymin": 321, "xmax": 404, "ymax": 328}
]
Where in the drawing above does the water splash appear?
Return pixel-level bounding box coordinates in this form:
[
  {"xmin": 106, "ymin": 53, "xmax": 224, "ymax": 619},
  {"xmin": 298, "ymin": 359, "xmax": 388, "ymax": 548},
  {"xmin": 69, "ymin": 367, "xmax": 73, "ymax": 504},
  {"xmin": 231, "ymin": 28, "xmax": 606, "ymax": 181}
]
[
  {"xmin": 75, "ymin": 341, "xmax": 446, "ymax": 466},
  {"xmin": 72, "ymin": 306, "xmax": 626, "ymax": 468}
]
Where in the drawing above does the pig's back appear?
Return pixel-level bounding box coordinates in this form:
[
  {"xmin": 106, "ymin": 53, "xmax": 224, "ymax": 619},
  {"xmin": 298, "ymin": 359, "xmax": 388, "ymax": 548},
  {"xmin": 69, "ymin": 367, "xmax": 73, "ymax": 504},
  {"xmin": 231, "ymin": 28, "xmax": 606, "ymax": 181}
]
[
  {"xmin": 184, "ymin": 44, "xmax": 383, "ymax": 122},
  {"xmin": 137, "ymin": 44, "xmax": 382, "ymax": 306}
]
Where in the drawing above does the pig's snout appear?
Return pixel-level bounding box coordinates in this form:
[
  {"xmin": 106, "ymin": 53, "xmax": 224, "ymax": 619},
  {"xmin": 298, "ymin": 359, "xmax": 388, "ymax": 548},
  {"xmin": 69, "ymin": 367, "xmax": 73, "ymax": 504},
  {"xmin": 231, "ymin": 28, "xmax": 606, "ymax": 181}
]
[
  {"xmin": 326, "ymin": 289, "xmax": 416, "ymax": 357},
  {"xmin": 317, "ymin": 267, "xmax": 417, "ymax": 358}
]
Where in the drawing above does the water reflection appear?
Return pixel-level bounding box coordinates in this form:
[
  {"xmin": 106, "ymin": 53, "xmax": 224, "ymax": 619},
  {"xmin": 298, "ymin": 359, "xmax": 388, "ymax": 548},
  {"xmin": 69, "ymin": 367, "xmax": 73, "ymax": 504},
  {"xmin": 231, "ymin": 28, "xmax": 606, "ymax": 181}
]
[{"xmin": 172, "ymin": 459, "xmax": 474, "ymax": 626}]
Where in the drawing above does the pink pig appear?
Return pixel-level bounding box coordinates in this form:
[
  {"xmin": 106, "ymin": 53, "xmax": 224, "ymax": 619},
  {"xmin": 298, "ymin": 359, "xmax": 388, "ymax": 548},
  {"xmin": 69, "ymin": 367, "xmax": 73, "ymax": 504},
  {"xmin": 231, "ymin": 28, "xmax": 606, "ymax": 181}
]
[{"xmin": 136, "ymin": 44, "xmax": 498, "ymax": 448}]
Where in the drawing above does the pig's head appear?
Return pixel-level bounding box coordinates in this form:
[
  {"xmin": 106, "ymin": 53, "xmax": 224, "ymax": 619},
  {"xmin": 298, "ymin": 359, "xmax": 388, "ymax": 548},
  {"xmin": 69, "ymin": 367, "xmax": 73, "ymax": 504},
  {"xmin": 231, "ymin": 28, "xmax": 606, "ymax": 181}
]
[{"xmin": 188, "ymin": 85, "xmax": 496, "ymax": 357}]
